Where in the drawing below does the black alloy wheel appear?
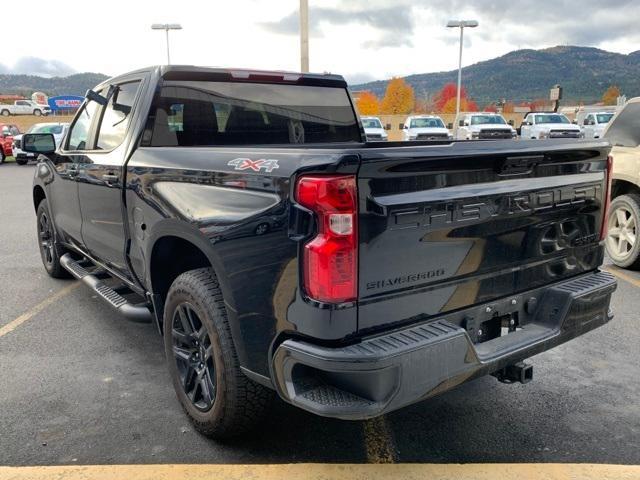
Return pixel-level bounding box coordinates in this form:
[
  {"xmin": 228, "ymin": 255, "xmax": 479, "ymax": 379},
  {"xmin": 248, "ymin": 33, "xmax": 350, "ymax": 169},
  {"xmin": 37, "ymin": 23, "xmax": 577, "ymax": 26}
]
[
  {"xmin": 171, "ymin": 302, "xmax": 217, "ymax": 412},
  {"xmin": 38, "ymin": 210, "xmax": 55, "ymax": 268}
]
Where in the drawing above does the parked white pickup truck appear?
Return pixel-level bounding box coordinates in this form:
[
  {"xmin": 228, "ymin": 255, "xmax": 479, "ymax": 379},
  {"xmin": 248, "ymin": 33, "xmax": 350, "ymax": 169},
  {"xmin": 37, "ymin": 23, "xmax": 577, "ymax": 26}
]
[
  {"xmin": 0, "ymin": 100, "xmax": 51, "ymax": 117},
  {"xmin": 454, "ymin": 112, "xmax": 516, "ymax": 140},
  {"xmin": 402, "ymin": 115, "xmax": 452, "ymax": 141},
  {"xmin": 582, "ymin": 112, "xmax": 615, "ymax": 139},
  {"xmin": 520, "ymin": 112, "xmax": 583, "ymax": 139}
]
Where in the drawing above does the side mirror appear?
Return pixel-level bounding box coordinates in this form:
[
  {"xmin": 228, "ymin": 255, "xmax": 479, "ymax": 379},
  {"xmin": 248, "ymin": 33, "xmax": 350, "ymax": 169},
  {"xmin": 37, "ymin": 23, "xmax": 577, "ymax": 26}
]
[
  {"xmin": 508, "ymin": 120, "xmax": 514, "ymax": 126},
  {"xmin": 572, "ymin": 120, "xmax": 578, "ymax": 124},
  {"xmin": 399, "ymin": 123, "xmax": 405, "ymax": 129},
  {"xmin": 22, "ymin": 133, "xmax": 56, "ymax": 154},
  {"xmin": 458, "ymin": 120, "xmax": 465, "ymax": 127},
  {"xmin": 385, "ymin": 124, "xmax": 391, "ymax": 130},
  {"xmin": 447, "ymin": 122, "xmax": 453, "ymax": 130}
]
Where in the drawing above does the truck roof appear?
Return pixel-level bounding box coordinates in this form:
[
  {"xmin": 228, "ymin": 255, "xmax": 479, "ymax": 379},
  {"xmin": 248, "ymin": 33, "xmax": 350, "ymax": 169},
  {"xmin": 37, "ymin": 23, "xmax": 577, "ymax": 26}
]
[{"xmin": 98, "ymin": 65, "xmax": 348, "ymax": 89}]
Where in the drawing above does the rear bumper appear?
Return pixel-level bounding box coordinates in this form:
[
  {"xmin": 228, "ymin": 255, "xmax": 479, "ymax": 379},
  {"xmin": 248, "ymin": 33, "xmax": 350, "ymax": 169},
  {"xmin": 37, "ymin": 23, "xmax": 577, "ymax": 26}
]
[{"xmin": 271, "ymin": 270, "xmax": 616, "ymax": 419}]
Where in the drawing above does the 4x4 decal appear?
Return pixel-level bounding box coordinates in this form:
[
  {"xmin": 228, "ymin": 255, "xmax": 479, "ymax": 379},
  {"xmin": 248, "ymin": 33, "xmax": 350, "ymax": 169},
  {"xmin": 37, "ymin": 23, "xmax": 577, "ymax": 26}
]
[{"xmin": 227, "ymin": 158, "xmax": 280, "ymax": 173}]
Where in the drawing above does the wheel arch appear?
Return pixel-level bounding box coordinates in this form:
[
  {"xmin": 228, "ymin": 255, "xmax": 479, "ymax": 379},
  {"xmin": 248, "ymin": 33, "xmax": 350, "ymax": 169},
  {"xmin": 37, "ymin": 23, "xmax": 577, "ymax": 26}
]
[
  {"xmin": 33, "ymin": 185, "xmax": 46, "ymax": 212},
  {"xmin": 611, "ymin": 178, "xmax": 640, "ymax": 199}
]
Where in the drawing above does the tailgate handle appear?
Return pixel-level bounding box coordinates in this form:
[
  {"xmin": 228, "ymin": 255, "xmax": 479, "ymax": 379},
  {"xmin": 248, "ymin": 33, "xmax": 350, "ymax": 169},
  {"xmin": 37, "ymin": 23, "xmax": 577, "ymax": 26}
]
[{"xmin": 499, "ymin": 155, "xmax": 543, "ymax": 176}]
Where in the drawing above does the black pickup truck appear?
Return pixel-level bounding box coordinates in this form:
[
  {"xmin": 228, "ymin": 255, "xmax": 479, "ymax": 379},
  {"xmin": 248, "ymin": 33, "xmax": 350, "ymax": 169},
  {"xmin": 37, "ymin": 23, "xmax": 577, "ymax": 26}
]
[{"xmin": 23, "ymin": 65, "xmax": 616, "ymax": 439}]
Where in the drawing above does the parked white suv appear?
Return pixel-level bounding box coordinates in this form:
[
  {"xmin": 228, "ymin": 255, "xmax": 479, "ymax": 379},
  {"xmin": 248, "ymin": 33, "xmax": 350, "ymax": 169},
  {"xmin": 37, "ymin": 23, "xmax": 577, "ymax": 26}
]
[
  {"xmin": 454, "ymin": 112, "xmax": 516, "ymax": 140},
  {"xmin": 520, "ymin": 112, "xmax": 583, "ymax": 139},
  {"xmin": 361, "ymin": 116, "xmax": 388, "ymax": 142},
  {"xmin": 582, "ymin": 112, "xmax": 615, "ymax": 139},
  {"xmin": 402, "ymin": 115, "xmax": 452, "ymax": 141},
  {"xmin": 12, "ymin": 123, "xmax": 69, "ymax": 165}
]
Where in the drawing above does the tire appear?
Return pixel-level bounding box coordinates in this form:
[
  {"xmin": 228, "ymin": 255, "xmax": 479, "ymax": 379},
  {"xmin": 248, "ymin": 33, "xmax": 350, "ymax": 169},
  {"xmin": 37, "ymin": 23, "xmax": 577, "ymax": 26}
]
[
  {"xmin": 33, "ymin": 109, "xmax": 42, "ymax": 116},
  {"xmin": 1, "ymin": 109, "xmax": 9, "ymax": 116},
  {"xmin": 0, "ymin": 150, "xmax": 4, "ymax": 164},
  {"xmin": 163, "ymin": 268, "xmax": 273, "ymax": 439},
  {"xmin": 36, "ymin": 199, "xmax": 71, "ymax": 278},
  {"xmin": 16, "ymin": 158, "xmax": 28, "ymax": 165},
  {"xmin": 606, "ymin": 194, "xmax": 640, "ymax": 269}
]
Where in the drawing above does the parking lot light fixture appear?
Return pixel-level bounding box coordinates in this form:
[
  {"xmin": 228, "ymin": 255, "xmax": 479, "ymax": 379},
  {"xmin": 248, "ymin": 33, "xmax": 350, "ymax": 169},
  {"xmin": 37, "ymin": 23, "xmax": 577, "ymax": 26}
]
[
  {"xmin": 151, "ymin": 23, "xmax": 183, "ymax": 65},
  {"xmin": 446, "ymin": 20, "xmax": 479, "ymax": 118}
]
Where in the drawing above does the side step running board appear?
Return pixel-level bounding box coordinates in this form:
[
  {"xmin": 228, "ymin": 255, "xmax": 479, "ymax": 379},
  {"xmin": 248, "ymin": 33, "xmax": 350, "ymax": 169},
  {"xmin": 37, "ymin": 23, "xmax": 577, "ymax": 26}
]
[{"xmin": 60, "ymin": 253, "xmax": 152, "ymax": 323}]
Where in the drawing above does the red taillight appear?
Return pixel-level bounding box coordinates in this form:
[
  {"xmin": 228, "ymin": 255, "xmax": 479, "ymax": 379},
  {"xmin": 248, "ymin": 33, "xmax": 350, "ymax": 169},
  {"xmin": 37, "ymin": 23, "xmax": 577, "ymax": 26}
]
[
  {"xmin": 600, "ymin": 155, "xmax": 614, "ymax": 240},
  {"xmin": 296, "ymin": 175, "xmax": 358, "ymax": 303}
]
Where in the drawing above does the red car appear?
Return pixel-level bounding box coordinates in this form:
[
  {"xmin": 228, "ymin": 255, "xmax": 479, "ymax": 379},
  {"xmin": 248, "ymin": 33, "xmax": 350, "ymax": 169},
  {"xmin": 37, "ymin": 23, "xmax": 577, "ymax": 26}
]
[{"xmin": 0, "ymin": 123, "xmax": 20, "ymax": 163}]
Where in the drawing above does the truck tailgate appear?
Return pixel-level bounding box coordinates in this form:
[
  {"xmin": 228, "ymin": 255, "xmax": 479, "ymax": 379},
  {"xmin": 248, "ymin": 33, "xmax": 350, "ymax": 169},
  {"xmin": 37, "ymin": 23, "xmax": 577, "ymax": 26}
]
[{"xmin": 356, "ymin": 140, "xmax": 611, "ymax": 333}]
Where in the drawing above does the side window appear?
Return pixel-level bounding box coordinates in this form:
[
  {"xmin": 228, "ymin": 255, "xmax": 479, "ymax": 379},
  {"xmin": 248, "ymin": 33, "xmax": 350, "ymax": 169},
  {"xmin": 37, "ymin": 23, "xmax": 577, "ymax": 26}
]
[
  {"xmin": 66, "ymin": 100, "xmax": 100, "ymax": 151},
  {"xmin": 96, "ymin": 81, "xmax": 141, "ymax": 150}
]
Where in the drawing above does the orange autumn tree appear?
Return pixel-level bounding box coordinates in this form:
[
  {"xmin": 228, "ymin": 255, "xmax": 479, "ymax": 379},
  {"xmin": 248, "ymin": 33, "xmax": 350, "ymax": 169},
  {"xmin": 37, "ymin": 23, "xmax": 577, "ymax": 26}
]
[
  {"xmin": 433, "ymin": 83, "xmax": 478, "ymax": 113},
  {"xmin": 440, "ymin": 96, "xmax": 478, "ymax": 113},
  {"xmin": 355, "ymin": 91, "xmax": 380, "ymax": 115},
  {"xmin": 380, "ymin": 77, "xmax": 415, "ymax": 114},
  {"xmin": 602, "ymin": 85, "xmax": 621, "ymax": 106}
]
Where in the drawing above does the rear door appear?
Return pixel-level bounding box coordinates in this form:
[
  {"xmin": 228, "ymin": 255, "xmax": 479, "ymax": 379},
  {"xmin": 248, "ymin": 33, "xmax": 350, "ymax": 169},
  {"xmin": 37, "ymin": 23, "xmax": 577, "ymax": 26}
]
[
  {"xmin": 77, "ymin": 78, "xmax": 143, "ymax": 278},
  {"xmin": 356, "ymin": 141, "xmax": 610, "ymax": 332}
]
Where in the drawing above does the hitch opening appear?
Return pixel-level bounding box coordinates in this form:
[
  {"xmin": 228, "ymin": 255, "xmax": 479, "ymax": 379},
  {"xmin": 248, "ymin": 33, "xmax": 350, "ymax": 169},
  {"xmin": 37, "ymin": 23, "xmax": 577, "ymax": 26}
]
[{"xmin": 492, "ymin": 361, "xmax": 533, "ymax": 384}]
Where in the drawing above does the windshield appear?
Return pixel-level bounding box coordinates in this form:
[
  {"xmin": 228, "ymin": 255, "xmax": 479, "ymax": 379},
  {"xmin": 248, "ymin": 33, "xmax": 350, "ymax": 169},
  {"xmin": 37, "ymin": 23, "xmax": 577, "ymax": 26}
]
[
  {"xmin": 534, "ymin": 114, "xmax": 570, "ymax": 124},
  {"xmin": 410, "ymin": 118, "xmax": 444, "ymax": 128},
  {"xmin": 470, "ymin": 115, "xmax": 506, "ymax": 125},
  {"xmin": 28, "ymin": 124, "xmax": 64, "ymax": 135},
  {"xmin": 596, "ymin": 113, "xmax": 614, "ymax": 124},
  {"xmin": 361, "ymin": 118, "xmax": 382, "ymax": 129}
]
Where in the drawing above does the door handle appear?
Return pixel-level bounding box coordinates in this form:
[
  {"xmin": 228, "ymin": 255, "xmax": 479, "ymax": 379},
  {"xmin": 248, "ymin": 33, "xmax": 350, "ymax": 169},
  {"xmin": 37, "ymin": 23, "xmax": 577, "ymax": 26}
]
[
  {"xmin": 68, "ymin": 165, "xmax": 79, "ymax": 178},
  {"xmin": 102, "ymin": 173, "xmax": 119, "ymax": 184}
]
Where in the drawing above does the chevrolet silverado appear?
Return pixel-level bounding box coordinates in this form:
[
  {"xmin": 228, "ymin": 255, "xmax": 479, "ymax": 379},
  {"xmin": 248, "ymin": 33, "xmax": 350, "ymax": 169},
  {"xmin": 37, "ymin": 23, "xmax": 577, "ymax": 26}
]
[{"xmin": 23, "ymin": 65, "xmax": 616, "ymax": 439}]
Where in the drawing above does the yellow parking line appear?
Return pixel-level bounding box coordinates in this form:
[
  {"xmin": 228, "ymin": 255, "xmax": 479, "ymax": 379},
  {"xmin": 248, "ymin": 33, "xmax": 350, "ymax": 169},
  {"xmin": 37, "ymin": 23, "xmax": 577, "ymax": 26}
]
[
  {"xmin": 363, "ymin": 416, "xmax": 395, "ymax": 464},
  {"xmin": 0, "ymin": 464, "xmax": 639, "ymax": 480},
  {"xmin": 0, "ymin": 282, "xmax": 80, "ymax": 339},
  {"xmin": 603, "ymin": 265, "xmax": 640, "ymax": 289}
]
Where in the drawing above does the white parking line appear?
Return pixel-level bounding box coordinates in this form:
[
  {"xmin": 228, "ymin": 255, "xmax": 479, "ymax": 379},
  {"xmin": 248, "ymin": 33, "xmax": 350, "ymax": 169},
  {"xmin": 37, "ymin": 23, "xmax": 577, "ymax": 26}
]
[{"xmin": 0, "ymin": 282, "xmax": 80, "ymax": 339}]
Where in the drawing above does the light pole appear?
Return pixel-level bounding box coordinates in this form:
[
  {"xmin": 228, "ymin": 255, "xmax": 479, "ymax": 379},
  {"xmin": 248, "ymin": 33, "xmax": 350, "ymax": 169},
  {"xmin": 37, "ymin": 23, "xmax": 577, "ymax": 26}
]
[
  {"xmin": 299, "ymin": 0, "xmax": 309, "ymax": 72},
  {"xmin": 446, "ymin": 20, "xmax": 478, "ymax": 118},
  {"xmin": 151, "ymin": 23, "xmax": 182, "ymax": 65}
]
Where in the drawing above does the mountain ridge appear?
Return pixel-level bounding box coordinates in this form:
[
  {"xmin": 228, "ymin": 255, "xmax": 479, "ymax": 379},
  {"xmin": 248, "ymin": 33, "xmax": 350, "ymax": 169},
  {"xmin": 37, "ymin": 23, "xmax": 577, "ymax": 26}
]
[{"xmin": 352, "ymin": 45, "xmax": 640, "ymax": 104}]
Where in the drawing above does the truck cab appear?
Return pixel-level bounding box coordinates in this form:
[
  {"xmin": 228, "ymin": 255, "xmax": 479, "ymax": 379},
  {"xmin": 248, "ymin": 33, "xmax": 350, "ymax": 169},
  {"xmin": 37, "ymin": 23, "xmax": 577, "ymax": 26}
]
[
  {"xmin": 402, "ymin": 115, "xmax": 452, "ymax": 141},
  {"xmin": 454, "ymin": 112, "xmax": 516, "ymax": 140},
  {"xmin": 520, "ymin": 112, "xmax": 583, "ymax": 140}
]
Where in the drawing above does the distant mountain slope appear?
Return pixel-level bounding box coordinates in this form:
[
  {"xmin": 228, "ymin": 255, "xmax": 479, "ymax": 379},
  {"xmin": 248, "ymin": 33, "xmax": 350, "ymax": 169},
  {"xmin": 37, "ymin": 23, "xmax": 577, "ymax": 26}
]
[
  {"xmin": 0, "ymin": 72, "xmax": 109, "ymax": 97},
  {"xmin": 353, "ymin": 46, "xmax": 640, "ymax": 104}
]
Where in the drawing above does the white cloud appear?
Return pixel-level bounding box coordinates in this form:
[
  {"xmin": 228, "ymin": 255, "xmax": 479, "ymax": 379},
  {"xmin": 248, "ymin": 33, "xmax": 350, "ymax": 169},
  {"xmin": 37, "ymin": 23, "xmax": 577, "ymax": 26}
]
[{"xmin": 1, "ymin": 0, "xmax": 638, "ymax": 82}]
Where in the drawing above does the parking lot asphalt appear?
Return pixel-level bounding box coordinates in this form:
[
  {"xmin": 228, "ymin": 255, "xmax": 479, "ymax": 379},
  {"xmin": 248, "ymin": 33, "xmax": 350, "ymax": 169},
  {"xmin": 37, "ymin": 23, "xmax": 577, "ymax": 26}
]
[{"xmin": 0, "ymin": 162, "xmax": 639, "ymax": 467}]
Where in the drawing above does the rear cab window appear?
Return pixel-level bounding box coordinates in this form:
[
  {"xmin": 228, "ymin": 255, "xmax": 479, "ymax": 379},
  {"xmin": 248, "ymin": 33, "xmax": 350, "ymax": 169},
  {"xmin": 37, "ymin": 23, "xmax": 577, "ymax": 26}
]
[{"xmin": 144, "ymin": 80, "xmax": 361, "ymax": 147}]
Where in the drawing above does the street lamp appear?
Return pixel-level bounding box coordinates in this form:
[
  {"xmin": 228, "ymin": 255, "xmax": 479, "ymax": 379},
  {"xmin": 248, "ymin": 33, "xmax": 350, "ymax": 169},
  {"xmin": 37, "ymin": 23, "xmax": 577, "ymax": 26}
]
[
  {"xmin": 151, "ymin": 23, "xmax": 182, "ymax": 65},
  {"xmin": 446, "ymin": 19, "xmax": 478, "ymax": 118}
]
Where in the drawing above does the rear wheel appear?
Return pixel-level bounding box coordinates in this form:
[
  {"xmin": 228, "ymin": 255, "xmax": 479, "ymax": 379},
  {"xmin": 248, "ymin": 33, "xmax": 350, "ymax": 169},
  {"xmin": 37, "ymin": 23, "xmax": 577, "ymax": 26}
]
[
  {"xmin": 606, "ymin": 194, "xmax": 640, "ymax": 269},
  {"xmin": 0, "ymin": 149, "xmax": 4, "ymax": 164},
  {"xmin": 36, "ymin": 200, "xmax": 70, "ymax": 278},
  {"xmin": 16, "ymin": 158, "xmax": 28, "ymax": 165},
  {"xmin": 163, "ymin": 268, "xmax": 273, "ymax": 439},
  {"xmin": 1, "ymin": 109, "xmax": 9, "ymax": 116}
]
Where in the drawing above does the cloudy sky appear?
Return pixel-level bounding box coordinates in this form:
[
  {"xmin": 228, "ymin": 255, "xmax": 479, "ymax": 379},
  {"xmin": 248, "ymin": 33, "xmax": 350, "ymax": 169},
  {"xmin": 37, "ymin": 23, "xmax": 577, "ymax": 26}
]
[{"xmin": 1, "ymin": 0, "xmax": 638, "ymax": 84}]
